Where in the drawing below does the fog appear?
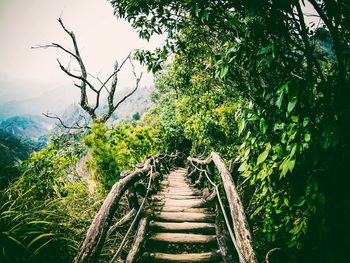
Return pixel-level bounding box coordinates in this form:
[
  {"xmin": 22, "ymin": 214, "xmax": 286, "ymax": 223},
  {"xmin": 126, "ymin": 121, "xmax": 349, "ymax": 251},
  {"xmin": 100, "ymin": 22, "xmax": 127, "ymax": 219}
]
[{"xmin": 0, "ymin": 0, "xmax": 164, "ymax": 103}]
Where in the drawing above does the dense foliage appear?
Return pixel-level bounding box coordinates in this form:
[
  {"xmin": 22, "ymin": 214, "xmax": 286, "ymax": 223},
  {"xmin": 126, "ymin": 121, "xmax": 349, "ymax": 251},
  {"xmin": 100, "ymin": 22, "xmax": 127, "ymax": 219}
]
[
  {"xmin": 0, "ymin": 121, "xmax": 159, "ymax": 262},
  {"xmin": 0, "ymin": 136, "xmax": 94, "ymax": 262},
  {"xmin": 111, "ymin": 0, "xmax": 350, "ymax": 261},
  {"xmin": 0, "ymin": 130, "xmax": 34, "ymax": 188},
  {"xmin": 1, "ymin": 1, "xmax": 349, "ymax": 262},
  {"xmin": 84, "ymin": 122, "xmax": 158, "ymax": 190}
]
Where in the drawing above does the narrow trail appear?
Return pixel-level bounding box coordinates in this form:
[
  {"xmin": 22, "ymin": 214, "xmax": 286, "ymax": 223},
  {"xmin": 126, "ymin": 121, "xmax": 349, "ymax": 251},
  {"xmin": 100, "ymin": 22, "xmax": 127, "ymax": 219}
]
[
  {"xmin": 75, "ymin": 153, "xmax": 256, "ymax": 263},
  {"xmin": 141, "ymin": 168, "xmax": 222, "ymax": 262}
]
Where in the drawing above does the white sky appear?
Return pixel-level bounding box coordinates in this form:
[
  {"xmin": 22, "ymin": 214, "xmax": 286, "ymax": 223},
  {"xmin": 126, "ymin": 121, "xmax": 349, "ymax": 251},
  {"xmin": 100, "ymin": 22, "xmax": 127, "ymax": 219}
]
[
  {"xmin": 0, "ymin": 0, "xmax": 164, "ymax": 101},
  {"xmin": 0, "ymin": 0, "xmax": 319, "ymax": 103}
]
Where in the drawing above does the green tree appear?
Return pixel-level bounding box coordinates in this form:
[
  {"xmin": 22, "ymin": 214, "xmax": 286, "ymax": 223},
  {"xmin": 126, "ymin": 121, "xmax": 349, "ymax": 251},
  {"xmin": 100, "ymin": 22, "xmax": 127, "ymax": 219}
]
[
  {"xmin": 84, "ymin": 122, "xmax": 158, "ymax": 189},
  {"xmin": 111, "ymin": 0, "xmax": 350, "ymax": 261}
]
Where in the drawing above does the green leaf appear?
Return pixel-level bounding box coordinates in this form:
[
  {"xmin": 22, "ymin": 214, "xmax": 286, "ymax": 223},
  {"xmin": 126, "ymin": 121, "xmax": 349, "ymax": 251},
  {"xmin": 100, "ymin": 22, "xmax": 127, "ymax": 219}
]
[
  {"xmin": 32, "ymin": 239, "xmax": 54, "ymax": 256},
  {"xmin": 260, "ymin": 118, "xmax": 267, "ymax": 134},
  {"xmin": 290, "ymin": 144, "xmax": 297, "ymax": 157},
  {"xmin": 284, "ymin": 197, "xmax": 289, "ymax": 207},
  {"xmin": 275, "ymin": 90, "xmax": 284, "ymax": 109},
  {"xmin": 27, "ymin": 221, "xmax": 54, "ymax": 225},
  {"xmin": 303, "ymin": 117, "xmax": 310, "ymax": 127},
  {"xmin": 276, "ymin": 83, "xmax": 288, "ymax": 109},
  {"xmin": 195, "ymin": 4, "xmax": 200, "ymax": 17},
  {"xmin": 250, "ymin": 114, "xmax": 259, "ymax": 121},
  {"xmin": 261, "ymin": 186, "xmax": 268, "ymax": 196},
  {"xmin": 243, "ymin": 148, "xmax": 250, "ymax": 159},
  {"xmin": 203, "ymin": 10, "xmax": 209, "ymax": 21},
  {"xmin": 238, "ymin": 161, "xmax": 247, "ymax": 172},
  {"xmin": 288, "ymin": 96, "xmax": 298, "ymax": 113},
  {"xmin": 3, "ymin": 233, "xmax": 25, "ymax": 248},
  {"xmin": 291, "ymin": 115, "xmax": 299, "ymax": 122},
  {"xmin": 252, "ymin": 205, "xmax": 263, "ymax": 216},
  {"xmin": 287, "ymin": 159, "xmax": 295, "ymax": 172},
  {"xmin": 27, "ymin": 233, "xmax": 55, "ymax": 248},
  {"xmin": 238, "ymin": 119, "xmax": 246, "ymax": 136},
  {"xmin": 220, "ymin": 65, "xmax": 229, "ymax": 78},
  {"xmin": 304, "ymin": 133, "xmax": 311, "ymax": 142},
  {"xmin": 257, "ymin": 44, "xmax": 274, "ymax": 55},
  {"xmin": 274, "ymin": 122, "xmax": 285, "ymax": 131},
  {"xmin": 257, "ymin": 149, "xmax": 269, "ymax": 165},
  {"xmin": 279, "ymin": 157, "xmax": 289, "ymax": 178},
  {"xmin": 296, "ymin": 198, "xmax": 305, "ymax": 207}
]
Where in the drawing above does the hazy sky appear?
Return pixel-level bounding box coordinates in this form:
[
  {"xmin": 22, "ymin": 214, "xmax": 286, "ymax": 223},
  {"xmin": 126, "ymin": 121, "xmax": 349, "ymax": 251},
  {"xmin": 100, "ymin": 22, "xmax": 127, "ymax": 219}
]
[
  {"xmin": 0, "ymin": 0, "xmax": 318, "ymax": 103},
  {"xmin": 0, "ymin": 0, "xmax": 164, "ymax": 102}
]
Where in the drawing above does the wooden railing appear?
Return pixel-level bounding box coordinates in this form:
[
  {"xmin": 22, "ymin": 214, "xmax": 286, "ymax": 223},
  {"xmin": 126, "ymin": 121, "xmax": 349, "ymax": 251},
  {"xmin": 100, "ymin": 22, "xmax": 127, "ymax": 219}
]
[
  {"xmin": 188, "ymin": 152, "xmax": 257, "ymax": 263},
  {"xmin": 74, "ymin": 151, "xmax": 256, "ymax": 263},
  {"xmin": 74, "ymin": 153, "xmax": 180, "ymax": 263}
]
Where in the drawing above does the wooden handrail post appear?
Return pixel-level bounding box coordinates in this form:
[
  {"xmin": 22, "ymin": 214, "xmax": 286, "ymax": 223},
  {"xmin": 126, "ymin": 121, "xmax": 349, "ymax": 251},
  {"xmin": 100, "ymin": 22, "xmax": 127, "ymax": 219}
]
[
  {"xmin": 188, "ymin": 153, "xmax": 257, "ymax": 262},
  {"xmin": 74, "ymin": 157, "xmax": 155, "ymax": 263},
  {"xmin": 211, "ymin": 152, "xmax": 257, "ymax": 263}
]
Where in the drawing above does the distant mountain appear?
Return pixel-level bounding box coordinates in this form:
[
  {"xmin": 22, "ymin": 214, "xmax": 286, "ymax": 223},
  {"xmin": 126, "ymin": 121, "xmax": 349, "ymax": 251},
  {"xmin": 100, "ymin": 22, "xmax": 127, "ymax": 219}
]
[
  {"xmin": 114, "ymin": 85, "xmax": 154, "ymax": 119},
  {"xmin": 0, "ymin": 86, "xmax": 79, "ymax": 119},
  {"xmin": 0, "ymin": 83, "xmax": 153, "ymax": 123},
  {"xmin": 0, "ymin": 115, "xmax": 55, "ymax": 188},
  {"xmin": 0, "ymin": 115, "xmax": 53, "ymax": 139},
  {"xmin": 0, "ymin": 75, "xmax": 47, "ymax": 104}
]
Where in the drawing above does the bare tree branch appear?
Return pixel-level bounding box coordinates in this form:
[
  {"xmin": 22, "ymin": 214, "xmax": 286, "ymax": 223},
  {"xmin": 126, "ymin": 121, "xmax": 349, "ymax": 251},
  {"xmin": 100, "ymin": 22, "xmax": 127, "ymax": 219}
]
[
  {"xmin": 102, "ymin": 57, "xmax": 143, "ymax": 122},
  {"xmin": 42, "ymin": 112, "xmax": 90, "ymax": 130},
  {"xmin": 56, "ymin": 59, "xmax": 98, "ymax": 93},
  {"xmin": 32, "ymin": 43, "xmax": 79, "ymax": 60},
  {"xmin": 34, "ymin": 18, "xmax": 143, "ymax": 125},
  {"xmin": 103, "ymin": 51, "xmax": 132, "ymax": 91}
]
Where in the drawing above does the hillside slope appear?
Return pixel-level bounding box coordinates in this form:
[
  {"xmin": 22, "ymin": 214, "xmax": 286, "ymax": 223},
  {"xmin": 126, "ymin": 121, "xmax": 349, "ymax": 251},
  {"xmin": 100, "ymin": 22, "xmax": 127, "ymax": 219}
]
[{"xmin": 0, "ymin": 130, "xmax": 35, "ymax": 188}]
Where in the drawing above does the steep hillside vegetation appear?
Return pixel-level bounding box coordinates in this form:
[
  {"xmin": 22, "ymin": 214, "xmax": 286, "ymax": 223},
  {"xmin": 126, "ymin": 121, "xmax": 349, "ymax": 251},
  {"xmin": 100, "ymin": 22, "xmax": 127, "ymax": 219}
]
[
  {"xmin": 0, "ymin": 115, "xmax": 52, "ymax": 139},
  {"xmin": 0, "ymin": 130, "xmax": 34, "ymax": 188}
]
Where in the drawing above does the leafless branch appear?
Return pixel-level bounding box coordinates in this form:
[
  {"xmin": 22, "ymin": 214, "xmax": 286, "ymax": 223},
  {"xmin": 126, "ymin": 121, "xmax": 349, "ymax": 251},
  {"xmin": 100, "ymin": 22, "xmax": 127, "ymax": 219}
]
[
  {"xmin": 56, "ymin": 59, "xmax": 98, "ymax": 93},
  {"xmin": 113, "ymin": 58, "xmax": 143, "ymax": 110},
  {"xmin": 101, "ymin": 57, "xmax": 143, "ymax": 122},
  {"xmin": 34, "ymin": 18, "xmax": 142, "ymax": 125},
  {"xmin": 32, "ymin": 43, "xmax": 79, "ymax": 60},
  {"xmin": 42, "ymin": 112, "xmax": 90, "ymax": 130},
  {"xmin": 85, "ymin": 72, "xmax": 108, "ymax": 92},
  {"xmin": 106, "ymin": 52, "xmax": 133, "ymax": 97}
]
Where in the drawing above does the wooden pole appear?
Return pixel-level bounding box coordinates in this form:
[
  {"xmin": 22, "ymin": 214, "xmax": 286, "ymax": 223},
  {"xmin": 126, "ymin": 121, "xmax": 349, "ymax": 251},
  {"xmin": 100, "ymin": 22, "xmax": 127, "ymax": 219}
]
[
  {"xmin": 74, "ymin": 157, "xmax": 154, "ymax": 263},
  {"xmin": 188, "ymin": 153, "xmax": 257, "ymax": 262},
  {"xmin": 125, "ymin": 217, "xmax": 149, "ymax": 263},
  {"xmin": 211, "ymin": 152, "xmax": 257, "ymax": 263}
]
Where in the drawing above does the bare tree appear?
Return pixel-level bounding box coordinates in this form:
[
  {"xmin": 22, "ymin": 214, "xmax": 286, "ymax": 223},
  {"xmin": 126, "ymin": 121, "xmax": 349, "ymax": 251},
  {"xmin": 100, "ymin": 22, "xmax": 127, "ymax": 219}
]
[{"xmin": 32, "ymin": 18, "xmax": 143, "ymax": 128}]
